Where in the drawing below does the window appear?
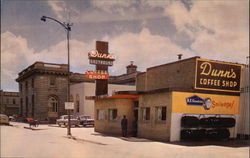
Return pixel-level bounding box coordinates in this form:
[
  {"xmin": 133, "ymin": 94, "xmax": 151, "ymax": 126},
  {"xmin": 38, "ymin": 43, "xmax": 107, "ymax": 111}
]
[
  {"xmin": 70, "ymin": 95, "xmax": 74, "ymax": 102},
  {"xmin": 76, "ymin": 94, "xmax": 80, "ymax": 113},
  {"xmin": 20, "ymin": 98, "xmax": 23, "ymax": 116},
  {"xmin": 97, "ymin": 109, "xmax": 105, "ymax": 120},
  {"xmin": 25, "ymin": 81, "xmax": 28, "ymax": 89},
  {"xmin": 20, "ymin": 84, "xmax": 22, "ymax": 92},
  {"xmin": 156, "ymin": 106, "xmax": 166, "ymax": 121},
  {"xmin": 6, "ymin": 98, "xmax": 9, "ymax": 104},
  {"xmin": 25, "ymin": 97, "xmax": 28, "ymax": 116},
  {"xmin": 32, "ymin": 95, "xmax": 35, "ymax": 117},
  {"xmin": 50, "ymin": 77, "xmax": 56, "ymax": 86},
  {"xmin": 141, "ymin": 107, "xmax": 150, "ymax": 121},
  {"xmin": 48, "ymin": 97, "xmax": 58, "ymax": 112},
  {"xmin": 109, "ymin": 109, "xmax": 118, "ymax": 120},
  {"xmin": 31, "ymin": 78, "xmax": 34, "ymax": 88},
  {"xmin": 13, "ymin": 99, "xmax": 16, "ymax": 104}
]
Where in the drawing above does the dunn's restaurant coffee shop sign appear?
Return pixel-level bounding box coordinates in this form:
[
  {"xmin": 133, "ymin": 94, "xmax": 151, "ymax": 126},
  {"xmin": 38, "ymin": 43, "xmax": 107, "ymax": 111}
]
[{"xmin": 195, "ymin": 59, "xmax": 242, "ymax": 92}]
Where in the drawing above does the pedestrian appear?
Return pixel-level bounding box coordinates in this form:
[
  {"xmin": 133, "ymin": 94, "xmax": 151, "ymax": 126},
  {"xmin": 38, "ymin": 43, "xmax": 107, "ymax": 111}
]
[{"xmin": 121, "ymin": 115, "xmax": 128, "ymax": 137}]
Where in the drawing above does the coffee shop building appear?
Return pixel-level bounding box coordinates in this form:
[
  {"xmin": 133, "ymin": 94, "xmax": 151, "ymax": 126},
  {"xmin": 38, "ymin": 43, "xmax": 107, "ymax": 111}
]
[{"xmin": 94, "ymin": 56, "xmax": 243, "ymax": 142}]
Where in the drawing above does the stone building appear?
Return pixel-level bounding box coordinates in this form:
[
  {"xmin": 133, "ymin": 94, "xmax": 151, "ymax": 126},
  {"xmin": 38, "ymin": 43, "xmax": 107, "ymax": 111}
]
[
  {"xmin": 0, "ymin": 90, "xmax": 19, "ymax": 116},
  {"xmin": 16, "ymin": 61, "xmax": 138, "ymax": 122},
  {"xmin": 16, "ymin": 62, "xmax": 69, "ymax": 122}
]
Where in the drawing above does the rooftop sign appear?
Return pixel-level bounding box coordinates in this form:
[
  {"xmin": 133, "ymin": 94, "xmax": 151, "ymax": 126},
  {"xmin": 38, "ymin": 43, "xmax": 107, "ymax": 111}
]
[
  {"xmin": 88, "ymin": 50, "xmax": 115, "ymax": 60},
  {"xmin": 85, "ymin": 70, "xmax": 109, "ymax": 80},
  {"xmin": 195, "ymin": 59, "xmax": 242, "ymax": 92}
]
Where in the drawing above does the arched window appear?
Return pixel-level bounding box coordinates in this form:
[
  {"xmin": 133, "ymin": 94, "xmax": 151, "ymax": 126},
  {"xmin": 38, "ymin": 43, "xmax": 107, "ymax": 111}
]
[
  {"xmin": 70, "ymin": 95, "xmax": 74, "ymax": 102},
  {"xmin": 48, "ymin": 97, "xmax": 58, "ymax": 112}
]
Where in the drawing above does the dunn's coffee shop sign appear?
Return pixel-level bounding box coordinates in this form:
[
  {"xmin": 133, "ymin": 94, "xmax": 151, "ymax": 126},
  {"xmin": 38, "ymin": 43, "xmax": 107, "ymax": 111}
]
[{"xmin": 195, "ymin": 59, "xmax": 242, "ymax": 92}]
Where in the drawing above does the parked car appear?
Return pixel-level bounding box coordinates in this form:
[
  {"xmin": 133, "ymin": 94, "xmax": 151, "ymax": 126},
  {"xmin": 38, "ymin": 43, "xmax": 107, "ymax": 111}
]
[
  {"xmin": 56, "ymin": 115, "xmax": 80, "ymax": 127},
  {"xmin": 78, "ymin": 115, "xmax": 94, "ymax": 127},
  {"xmin": 0, "ymin": 114, "xmax": 10, "ymax": 125}
]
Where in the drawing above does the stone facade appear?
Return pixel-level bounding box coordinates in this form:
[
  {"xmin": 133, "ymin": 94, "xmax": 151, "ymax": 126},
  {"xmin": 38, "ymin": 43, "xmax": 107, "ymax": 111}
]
[
  {"xmin": 0, "ymin": 91, "xmax": 20, "ymax": 116},
  {"xmin": 16, "ymin": 62, "xmax": 69, "ymax": 121}
]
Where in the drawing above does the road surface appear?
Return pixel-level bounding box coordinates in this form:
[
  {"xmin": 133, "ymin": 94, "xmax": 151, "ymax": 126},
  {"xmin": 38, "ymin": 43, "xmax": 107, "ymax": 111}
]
[{"xmin": 1, "ymin": 122, "xmax": 249, "ymax": 158}]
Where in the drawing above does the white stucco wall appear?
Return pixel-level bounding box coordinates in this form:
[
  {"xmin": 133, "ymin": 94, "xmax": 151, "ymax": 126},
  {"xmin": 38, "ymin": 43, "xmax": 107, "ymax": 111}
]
[{"xmin": 70, "ymin": 82, "xmax": 135, "ymax": 118}]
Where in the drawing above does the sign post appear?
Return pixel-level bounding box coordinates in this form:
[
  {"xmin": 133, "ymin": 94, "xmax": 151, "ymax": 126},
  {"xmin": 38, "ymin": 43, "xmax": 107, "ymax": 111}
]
[{"xmin": 65, "ymin": 102, "xmax": 74, "ymax": 136}]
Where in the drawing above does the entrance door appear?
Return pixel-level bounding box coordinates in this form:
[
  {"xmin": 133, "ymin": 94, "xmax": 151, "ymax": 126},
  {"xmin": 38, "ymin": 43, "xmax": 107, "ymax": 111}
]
[{"xmin": 132, "ymin": 109, "xmax": 138, "ymax": 137}]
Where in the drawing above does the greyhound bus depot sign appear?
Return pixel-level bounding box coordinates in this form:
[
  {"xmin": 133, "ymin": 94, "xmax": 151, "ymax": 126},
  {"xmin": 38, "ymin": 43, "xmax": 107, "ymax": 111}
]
[{"xmin": 195, "ymin": 59, "xmax": 242, "ymax": 92}]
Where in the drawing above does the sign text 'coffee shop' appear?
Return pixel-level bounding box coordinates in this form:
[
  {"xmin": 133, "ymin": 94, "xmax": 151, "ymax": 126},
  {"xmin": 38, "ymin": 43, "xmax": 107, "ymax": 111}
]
[{"xmin": 195, "ymin": 59, "xmax": 242, "ymax": 92}]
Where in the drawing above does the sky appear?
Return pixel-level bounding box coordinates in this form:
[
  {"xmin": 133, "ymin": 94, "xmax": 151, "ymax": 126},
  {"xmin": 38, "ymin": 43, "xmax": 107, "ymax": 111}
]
[{"xmin": 1, "ymin": 0, "xmax": 249, "ymax": 92}]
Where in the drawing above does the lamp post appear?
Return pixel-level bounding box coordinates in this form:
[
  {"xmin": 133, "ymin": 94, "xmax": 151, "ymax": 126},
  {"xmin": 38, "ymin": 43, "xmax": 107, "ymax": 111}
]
[{"xmin": 41, "ymin": 16, "xmax": 73, "ymax": 136}]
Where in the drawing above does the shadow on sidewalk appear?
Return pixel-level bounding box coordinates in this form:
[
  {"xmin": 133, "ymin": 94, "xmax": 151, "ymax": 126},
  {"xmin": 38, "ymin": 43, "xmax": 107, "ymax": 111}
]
[
  {"xmin": 91, "ymin": 132, "xmax": 249, "ymax": 147},
  {"xmin": 168, "ymin": 139, "xmax": 250, "ymax": 148},
  {"xmin": 64, "ymin": 136, "xmax": 107, "ymax": 145},
  {"xmin": 23, "ymin": 126, "xmax": 48, "ymax": 131},
  {"xmin": 91, "ymin": 133, "xmax": 154, "ymax": 142}
]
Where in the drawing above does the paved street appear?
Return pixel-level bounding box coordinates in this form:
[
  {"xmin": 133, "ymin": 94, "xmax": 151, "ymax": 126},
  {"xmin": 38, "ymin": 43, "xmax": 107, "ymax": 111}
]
[{"xmin": 1, "ymin": 122, "xmax": 249, "ymax": 158}]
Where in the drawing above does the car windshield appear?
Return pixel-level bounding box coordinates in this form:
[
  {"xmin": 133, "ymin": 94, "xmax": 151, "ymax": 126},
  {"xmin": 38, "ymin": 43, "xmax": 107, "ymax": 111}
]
[
  {"xmin": 80, "ymin": 116, "xmax": 91, "ymax": 119},
  {"xmin": 62, "ymin": 115, "xmax": 75, "ymax": 119}
]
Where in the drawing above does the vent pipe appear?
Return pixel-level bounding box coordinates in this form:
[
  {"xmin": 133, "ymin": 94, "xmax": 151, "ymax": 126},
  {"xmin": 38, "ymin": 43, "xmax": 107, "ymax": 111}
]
[{"xmin": 177, "ymin": 54, "xmax": 183, "ymax": 60}]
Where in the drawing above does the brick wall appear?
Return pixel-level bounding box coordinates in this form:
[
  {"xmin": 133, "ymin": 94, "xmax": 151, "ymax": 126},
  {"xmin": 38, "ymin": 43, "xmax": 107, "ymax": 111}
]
[{"xmin": 136, "ymin": 57, "xmax": 197, "ymax": 92}]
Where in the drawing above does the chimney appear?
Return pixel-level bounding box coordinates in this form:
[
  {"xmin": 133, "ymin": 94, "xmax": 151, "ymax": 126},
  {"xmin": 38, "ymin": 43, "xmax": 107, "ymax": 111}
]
[
  {"xmin": 126, "ymin": 61, "xmax": 137, "ymax": 74},
  {"xmin": 177, "ymin": 54, "xmax": 183, "ymax": 60}
]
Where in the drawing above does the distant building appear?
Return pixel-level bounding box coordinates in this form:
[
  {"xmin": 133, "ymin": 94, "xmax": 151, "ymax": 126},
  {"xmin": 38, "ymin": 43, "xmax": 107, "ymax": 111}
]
[
  {"xmin": 0, "ymin": 90, "xmax": 20, "ymax": 116},
  {"xmin": 70, "ymin": 61, "xmax": 138, "ymax": 118},
  {"xmin": 16, "ymin": 61, "xmax": 138, "ymax": 122},
  {"xmin": 16, "ymin": 62, "xmax": 69, "ymax": 122},
  {"xmin": 237, "ymin": 63, "xmax": 249, "ymax": 139},
  {"xmin": 70, "ymin": 82, "xmax": 135, "ymax": 118}
]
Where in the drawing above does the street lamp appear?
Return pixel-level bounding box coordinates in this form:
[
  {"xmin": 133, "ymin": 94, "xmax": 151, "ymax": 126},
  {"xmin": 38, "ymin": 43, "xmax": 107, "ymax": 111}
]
[{"xmin": 41, "ymin": 15, "xmax": 73, "ymax": 136}]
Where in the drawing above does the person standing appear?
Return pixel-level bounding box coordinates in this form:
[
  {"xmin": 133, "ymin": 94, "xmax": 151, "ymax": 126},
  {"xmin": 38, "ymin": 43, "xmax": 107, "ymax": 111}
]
[{"xmin": 121, "ymin": 115, "xmax": 128, "ymax": 137}]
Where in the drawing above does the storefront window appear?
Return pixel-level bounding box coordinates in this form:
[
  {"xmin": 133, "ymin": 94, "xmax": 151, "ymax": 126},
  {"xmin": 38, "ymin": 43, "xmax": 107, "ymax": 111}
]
[
  {"xmin": 141, "ymin": 107, "xmax": 150, "ymax": 121},
  {"xmin": 109, "ymin": 109, "xmax": 117, "ymax": 120},
  {"xmin": 156, "ymin": 106, "xmax": 166, "ymax": 121},
  {"xmin": 97, "ymin": 109, "xmax": 105, "ymax": 120}
]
